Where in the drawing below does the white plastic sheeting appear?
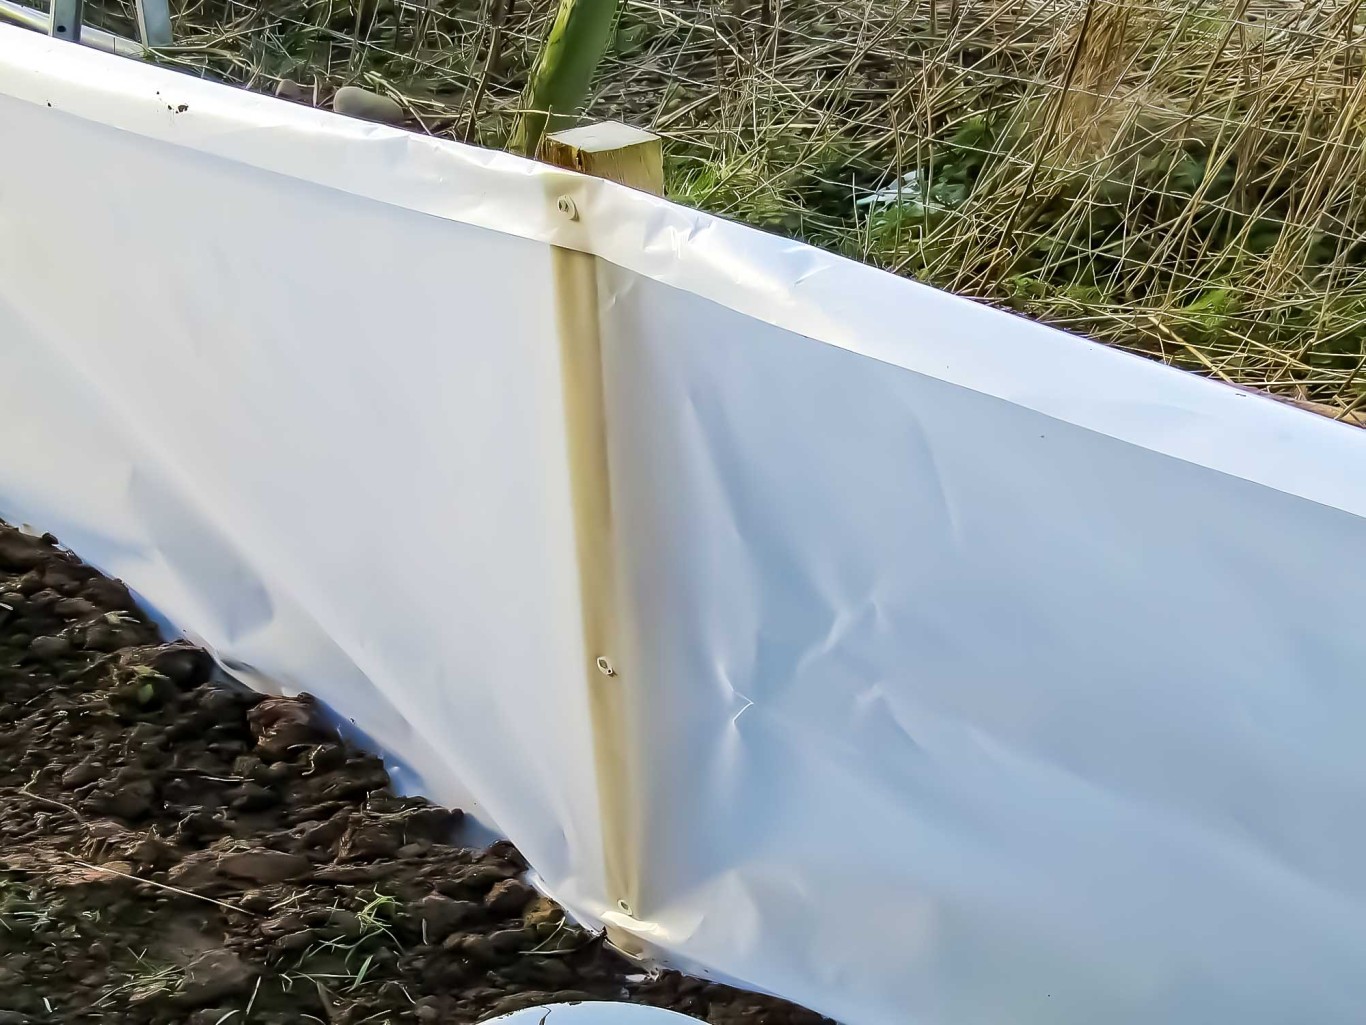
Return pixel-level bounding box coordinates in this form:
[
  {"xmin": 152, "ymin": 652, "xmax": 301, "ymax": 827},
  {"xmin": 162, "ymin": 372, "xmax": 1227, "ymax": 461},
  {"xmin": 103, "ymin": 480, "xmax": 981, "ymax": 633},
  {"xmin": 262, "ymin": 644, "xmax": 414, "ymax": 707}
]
[{"xmin": 3, "ymin": 23, "xmax": 1366, "ymax": 1025}]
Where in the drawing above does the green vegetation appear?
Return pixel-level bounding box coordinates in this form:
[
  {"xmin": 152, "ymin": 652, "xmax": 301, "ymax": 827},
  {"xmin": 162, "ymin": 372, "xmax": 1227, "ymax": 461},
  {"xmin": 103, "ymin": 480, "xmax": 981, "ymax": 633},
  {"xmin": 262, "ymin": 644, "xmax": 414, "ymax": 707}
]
[
  {"xmin": 510, "ymin": 0, "xmax": 619, "ymax": 154},
  {"xmin": 54, "ymin": 0, "xmax": 1366, "ymax": 416}
]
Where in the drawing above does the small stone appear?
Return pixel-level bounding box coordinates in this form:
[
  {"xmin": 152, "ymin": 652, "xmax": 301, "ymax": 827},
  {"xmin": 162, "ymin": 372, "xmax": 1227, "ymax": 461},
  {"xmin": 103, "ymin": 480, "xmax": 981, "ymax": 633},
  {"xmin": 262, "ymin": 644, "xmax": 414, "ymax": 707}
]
[
  {"xmin": 81, "ymin": 577, "xmax": 134, "ymax": 609},
  {"xmin": 100, "ymin": 858, "xmax": 136, "ymax": 876},
  {"xmin": 81, "ymin": 623, "xmax": 122, "ymax": 652},
  {"xmin": 0, "ymin": 533, "xmax": 45, "ymax": 570},
  {"xmin": 259, "ymin": 912, "xmax": 304, "ymax": 937},
  {"xmin": 523, "ymin": 896, "xmax": 564, "ymax": 932},
  {"xmin": 314, "ymin": 769, "xmax": 385, "ymax": 802},
  {"xmin": 396, "ymin": 803, "xmax": 460, "ymax": 839},
  {"xmin": 149, "ymin": 645, "xmax": 213, "ymax": 688},
  {"xmin": 486, "ymin": 839, "xmax": 529, "ymax": 870},
  {"xmin": 484, "ymin": 877, "xmax": 533, "ymax": 916},
  {"xmin": 275, "ymin": 79, "xmax": 312, "ymax": 103},
  {"xmin": 308, "ymin": 863, "xmax": 390, "ymax": 884},
  {"xmin": 455, "ymin": 933, "xmax": 497, "ymax": 964},
  {"xmin": 166, "ymin": 852, "xmax": 221, "ymax": 890},
  {"xmin": 53, "ymin": 597, "xmax": 97, "ymax": 619},
  {"xmin": 417, "ymin": 894, "xmax": 476, "ymax": 942},
  {"xmin": 300, "ymin": 813, "xmax": 349, "ymax": 850},
  {"xmin": 338, "ymin": 822, "xmax": 399, "ymax": 860},
  {"xmin": 332, "ymin": 85, "xmax": 404, "ymax": 125},
  {"xmin": 324, "ymin": 908, "xmax": 364, "ymax": 939},
  {"xmin": 531, "ymin": 957, "xmax": 575, "ymax": 987},
  {"xmin": 127, "ymin": 836, "xmax": 172, "ymax": 868},
  {"xmin": 227, "ymin": 783, "xmax": 278, "ymax": 812},
  {"xmin": 178, "ymin": 949, "xmax": 254, "ymax": 1006},
  {"xmin": 248, "ymin": 696, "xmax": 317, "ymax": 761},
  {"xmin": 43, "ymin": 562, "xmax": 90, "ymax": 592},
  {"xmin": 61, "ymin": 759, "xmax": 103, "ymax": 788},
  {"xmin": 489, "ymin": 926, "xmax": 537, "ymax": 952},
  {"xmin": 127, "ymin": 723, "xmax": 162, "ymax": 748},
  {"xmin": 207, "ymin": 740, "xmax": 248, "ymax": 759},
  {"xmin": 217, "ymin": 849, "xmax": 310, "ymax": 884},
  {"xmin": 308, "ymin": 743, "xmax": 347, "ymax": 773},
  {"xmin": 21, "ymin": 588, "xmax": 57, "ymax": 610},
  {"xmin": 273, "ymin": 930, "xmax": 315, "ymax": 953},
  {"xmin": 91, "ymin": 779, "xmax": 154, "ymax": 820},
  {"xmin": 28, "ymin": 635, "xmax": 71, "ymax": 660},
  {"xmin": 237, "ymin": 890, "xmax": 276, "ymax": 914},
  {"xmin": 203, "ymin": 687, "xmax": 254, "ymax": 717},
  {"xmin": 463, "ymin": 862, "xmax": 518, "ymax": 889},
  {"xmin": 422, "ymin": 955, "xmax": 471, "ymax": 987},
  {"xmin": 177, "ymin": 810, "xmax": 225, "ymax": 840}
]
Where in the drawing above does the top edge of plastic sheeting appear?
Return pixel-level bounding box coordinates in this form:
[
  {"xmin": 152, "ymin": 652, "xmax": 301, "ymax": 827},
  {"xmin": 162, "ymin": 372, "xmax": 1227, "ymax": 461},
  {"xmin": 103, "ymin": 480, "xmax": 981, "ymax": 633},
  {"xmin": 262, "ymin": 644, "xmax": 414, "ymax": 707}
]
[{"xmin": 4, "ymin": 24, "xmax": 1366, "ymax": 513}]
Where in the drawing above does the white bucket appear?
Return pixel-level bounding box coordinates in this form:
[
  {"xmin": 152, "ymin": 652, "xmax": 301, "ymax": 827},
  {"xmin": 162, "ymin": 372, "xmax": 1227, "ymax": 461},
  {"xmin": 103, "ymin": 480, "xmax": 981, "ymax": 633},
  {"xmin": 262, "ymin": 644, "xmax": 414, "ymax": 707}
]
[{"xmin": 482, "ymin": 1003, "xmax": 700, "ymax": 1025}]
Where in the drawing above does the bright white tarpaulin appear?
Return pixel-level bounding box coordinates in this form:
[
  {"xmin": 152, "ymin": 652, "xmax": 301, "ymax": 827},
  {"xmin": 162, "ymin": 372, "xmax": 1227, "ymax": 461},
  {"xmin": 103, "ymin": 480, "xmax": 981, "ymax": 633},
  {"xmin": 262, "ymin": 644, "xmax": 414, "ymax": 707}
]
[{"xmin": 3, "ymin": 23, "xmax": 1366, "ymax": 1025}]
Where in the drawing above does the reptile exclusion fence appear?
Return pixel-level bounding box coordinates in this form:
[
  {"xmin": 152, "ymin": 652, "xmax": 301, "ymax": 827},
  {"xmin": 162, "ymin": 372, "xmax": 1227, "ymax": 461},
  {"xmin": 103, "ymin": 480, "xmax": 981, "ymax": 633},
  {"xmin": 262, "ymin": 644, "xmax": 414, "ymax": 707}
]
[{"xmin": 3, "ymin": 21, "xmax": 1366, "ymax": 1025}]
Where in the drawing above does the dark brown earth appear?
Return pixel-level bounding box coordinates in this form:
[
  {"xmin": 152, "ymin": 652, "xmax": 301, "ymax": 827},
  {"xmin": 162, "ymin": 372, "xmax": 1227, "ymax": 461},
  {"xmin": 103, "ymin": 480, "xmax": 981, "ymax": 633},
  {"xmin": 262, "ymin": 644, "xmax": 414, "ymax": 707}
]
[{"xmin": 0, "ymin": 523, "xmax": 826, "ymax": 1025}]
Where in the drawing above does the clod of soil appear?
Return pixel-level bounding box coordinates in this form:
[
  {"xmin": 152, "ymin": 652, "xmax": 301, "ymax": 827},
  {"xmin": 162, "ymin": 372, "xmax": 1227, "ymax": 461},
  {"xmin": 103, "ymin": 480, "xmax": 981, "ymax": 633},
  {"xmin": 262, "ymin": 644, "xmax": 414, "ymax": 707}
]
[{"xmin": 0, "ymin": 522, "xmax": 828, "ymax": 1025}]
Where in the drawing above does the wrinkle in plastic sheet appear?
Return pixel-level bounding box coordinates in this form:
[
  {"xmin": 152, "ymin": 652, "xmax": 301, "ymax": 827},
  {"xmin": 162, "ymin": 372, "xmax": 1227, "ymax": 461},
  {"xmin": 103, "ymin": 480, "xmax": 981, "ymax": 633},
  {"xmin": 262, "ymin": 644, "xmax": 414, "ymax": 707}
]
[
  {"xmin": 597, "ymin": 265, "xmax": 1366, "ymax": 1024},
  {"xmin": 5, "ymin": 26, "xmax": 1366, "ymax": 1025}
]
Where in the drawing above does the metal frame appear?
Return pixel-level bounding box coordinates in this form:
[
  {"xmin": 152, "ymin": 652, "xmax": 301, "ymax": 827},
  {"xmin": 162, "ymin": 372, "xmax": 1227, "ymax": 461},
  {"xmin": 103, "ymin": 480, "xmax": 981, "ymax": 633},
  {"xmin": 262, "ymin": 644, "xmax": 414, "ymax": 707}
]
[
  {"xmin": 49, "ymin": 0, "xmax": 82, "ymax": 42},
  {"xmin": 133, "ymin": 0, "xmax": 169, "ymax": 47},
  {"xmin": 0, "ymin": 0, "xmax": 171, "ymax": 50}
]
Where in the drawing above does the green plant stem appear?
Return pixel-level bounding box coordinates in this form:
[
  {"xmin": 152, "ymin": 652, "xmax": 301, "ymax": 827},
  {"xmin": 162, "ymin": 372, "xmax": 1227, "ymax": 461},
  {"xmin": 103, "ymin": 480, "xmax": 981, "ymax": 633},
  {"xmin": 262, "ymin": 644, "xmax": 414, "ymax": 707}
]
[{"xmin": 510, "ymin": 0, "xmax": 619, "ymax": 156}]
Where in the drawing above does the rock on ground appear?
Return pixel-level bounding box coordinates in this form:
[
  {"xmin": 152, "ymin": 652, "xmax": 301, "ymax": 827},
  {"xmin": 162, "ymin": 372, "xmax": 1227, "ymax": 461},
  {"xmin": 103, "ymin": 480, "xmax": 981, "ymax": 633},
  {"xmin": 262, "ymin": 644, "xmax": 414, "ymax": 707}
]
[{"xmin": 331, "ymin": 85, "xmax": 405, "ymax": 125}]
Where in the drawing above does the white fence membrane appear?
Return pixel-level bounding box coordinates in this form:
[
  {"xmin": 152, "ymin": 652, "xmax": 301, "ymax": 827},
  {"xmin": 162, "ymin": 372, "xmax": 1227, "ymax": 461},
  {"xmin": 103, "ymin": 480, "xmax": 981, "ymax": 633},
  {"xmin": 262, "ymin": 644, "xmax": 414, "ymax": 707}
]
[{"xmin": 4, "ymin": 24, "xmax": 1366, "ymax": 1025}]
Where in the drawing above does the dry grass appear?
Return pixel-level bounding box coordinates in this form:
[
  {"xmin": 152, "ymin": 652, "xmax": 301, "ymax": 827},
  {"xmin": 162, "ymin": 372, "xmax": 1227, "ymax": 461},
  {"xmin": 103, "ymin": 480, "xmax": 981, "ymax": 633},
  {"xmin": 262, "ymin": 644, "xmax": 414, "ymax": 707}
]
[{"xmin": 36, "ymin": 0, "xmax": 1366, "ymax": 413}]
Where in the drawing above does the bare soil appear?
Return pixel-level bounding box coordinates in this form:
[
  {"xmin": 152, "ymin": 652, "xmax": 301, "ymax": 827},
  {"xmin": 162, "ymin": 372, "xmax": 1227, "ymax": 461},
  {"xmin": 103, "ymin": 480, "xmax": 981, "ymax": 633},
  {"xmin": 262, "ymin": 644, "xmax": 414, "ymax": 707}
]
[{"xmin": 0, "ymin": 523, "xmax": 826, "ymax": 1025}]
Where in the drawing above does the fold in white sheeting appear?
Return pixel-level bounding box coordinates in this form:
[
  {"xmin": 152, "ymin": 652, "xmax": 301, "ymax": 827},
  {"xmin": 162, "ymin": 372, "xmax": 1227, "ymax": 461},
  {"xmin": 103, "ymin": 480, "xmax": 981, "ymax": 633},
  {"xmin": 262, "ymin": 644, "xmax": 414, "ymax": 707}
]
[{"xmin": 3, "ymin": 24, "xmax": 1366, "ymax": 1025}]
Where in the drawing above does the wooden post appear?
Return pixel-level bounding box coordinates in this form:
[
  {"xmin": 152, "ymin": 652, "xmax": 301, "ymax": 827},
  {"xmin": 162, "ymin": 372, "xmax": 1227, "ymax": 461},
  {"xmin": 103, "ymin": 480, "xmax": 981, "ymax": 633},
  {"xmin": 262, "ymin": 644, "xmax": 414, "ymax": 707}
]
[
  {"xmin": 543, "ymin": 121, "xmax": 665, "ymax": 196},
  {"xmin": 542, "ymin": 122, "xmax": 662, "ymax": 958}
]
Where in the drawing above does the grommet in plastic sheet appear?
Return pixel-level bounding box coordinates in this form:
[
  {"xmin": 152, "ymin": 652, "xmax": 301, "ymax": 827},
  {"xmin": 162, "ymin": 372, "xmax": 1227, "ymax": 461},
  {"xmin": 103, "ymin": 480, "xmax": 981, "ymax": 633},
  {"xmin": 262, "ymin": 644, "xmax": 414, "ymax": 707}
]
[
  {"xmin": 617, "ymin": 899, "xmax": 632, "ymax": 916},
  {"xmin": 557, "ymin": 195, "xmax": 580, "ymax": 221},
  {"xmin": 596, "ymin": 656, "xmax": 616, "ymax": 677}
]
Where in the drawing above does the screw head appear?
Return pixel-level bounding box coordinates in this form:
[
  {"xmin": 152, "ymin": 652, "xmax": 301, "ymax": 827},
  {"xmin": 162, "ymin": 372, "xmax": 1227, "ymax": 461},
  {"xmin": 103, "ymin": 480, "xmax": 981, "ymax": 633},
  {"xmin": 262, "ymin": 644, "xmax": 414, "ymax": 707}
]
[
  {"xmin": 596, "ymin": 656, "xmax": 616, "ymax": 677},
  {"xmin": 556, "ymin": 195, "xmax": 579, "ymax": 220},
  {"xmin": 617, "ymin": 899, "xmax": 632, "ymax": 916}
]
